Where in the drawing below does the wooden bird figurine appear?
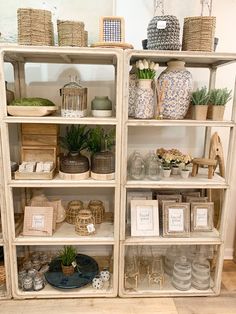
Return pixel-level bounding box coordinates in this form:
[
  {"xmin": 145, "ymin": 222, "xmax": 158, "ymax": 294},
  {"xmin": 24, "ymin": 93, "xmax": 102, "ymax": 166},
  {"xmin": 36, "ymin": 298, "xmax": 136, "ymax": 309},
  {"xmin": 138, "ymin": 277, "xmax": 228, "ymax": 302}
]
[{"xmin": 209, "ymin": 132, "xmax": 225, "ymax": 178}]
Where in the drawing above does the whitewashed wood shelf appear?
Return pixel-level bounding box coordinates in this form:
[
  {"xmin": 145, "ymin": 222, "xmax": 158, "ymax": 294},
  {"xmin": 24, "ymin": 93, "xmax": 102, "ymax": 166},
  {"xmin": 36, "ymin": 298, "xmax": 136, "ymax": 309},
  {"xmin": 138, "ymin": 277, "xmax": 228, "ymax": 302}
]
[
  {"xmin": 14, "ymin": 221, "xmax": 114, "ymax": 245},
  {"xmin": 0, "ymin": 238, "xmax": 3, "ymax": 245},
  {"xmin": 4, "ymin": 116, "xmax": 118, "ymax": 125}
]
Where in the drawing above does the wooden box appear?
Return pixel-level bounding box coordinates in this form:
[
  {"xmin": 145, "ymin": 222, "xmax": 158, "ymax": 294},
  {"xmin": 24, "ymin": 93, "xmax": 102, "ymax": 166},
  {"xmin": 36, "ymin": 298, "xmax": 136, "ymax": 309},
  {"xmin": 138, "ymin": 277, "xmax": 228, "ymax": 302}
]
[{"xmin": 21, "ymin": 123, "xmax": 58, "ymax": 135}]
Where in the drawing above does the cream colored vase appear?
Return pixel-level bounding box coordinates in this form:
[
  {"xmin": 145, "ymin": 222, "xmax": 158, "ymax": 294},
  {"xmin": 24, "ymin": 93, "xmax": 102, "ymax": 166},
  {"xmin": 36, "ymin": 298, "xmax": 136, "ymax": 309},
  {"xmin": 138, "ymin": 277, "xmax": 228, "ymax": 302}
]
[{"xmin": 193, "ymin": 105, "xmax": 208, "ymax": 120}]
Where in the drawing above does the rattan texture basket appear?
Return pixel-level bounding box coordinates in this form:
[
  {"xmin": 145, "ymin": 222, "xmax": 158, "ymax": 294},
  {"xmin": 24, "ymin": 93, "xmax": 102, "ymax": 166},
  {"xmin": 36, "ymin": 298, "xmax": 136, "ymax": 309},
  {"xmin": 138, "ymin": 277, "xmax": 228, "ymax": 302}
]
[
  {"xmin": 75, "ymin": 209, "xmax": 95, "ymax": 236},
  {"xmin": 147, "ymin": 15, "xmax": 180, "ymax": 50},
  {"xmin": 88, "ymin": 200, "xmax": 105, "ymax": 224},
  {"xmin": 66, "ymin": 200, "xmax": 83, "ymax": 225},
  {"xmin": 182, "ymin": 16, "xmax": 216, "ymax": 52},
  {"xmin": 17, "ymin": 8, "xmax": 54, "ymax": 46},
  {"xmin": 57, "ymin": 20, "xmax": 88, "ymax": 47}
]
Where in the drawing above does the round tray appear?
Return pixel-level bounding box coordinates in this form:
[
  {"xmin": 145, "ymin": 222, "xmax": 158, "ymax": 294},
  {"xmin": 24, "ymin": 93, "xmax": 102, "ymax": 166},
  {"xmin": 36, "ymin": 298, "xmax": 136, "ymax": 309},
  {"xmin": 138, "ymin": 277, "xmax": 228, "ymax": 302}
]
[
  {"xmin": 7, "ymin": 106, "xmax": 57, "ymax": 117},
  {"xmin": 45, "ymin": 254, "xmax": 98, "ymax": 289}
]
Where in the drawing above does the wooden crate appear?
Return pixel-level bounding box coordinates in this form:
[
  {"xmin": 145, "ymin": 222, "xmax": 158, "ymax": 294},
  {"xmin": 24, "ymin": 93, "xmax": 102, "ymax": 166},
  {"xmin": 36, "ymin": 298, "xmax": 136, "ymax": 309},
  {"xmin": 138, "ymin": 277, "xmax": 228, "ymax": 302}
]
[
  {"xmin": 21, "ymin": 123, "xmax": 58, "ymax": 135},
  {"xmin": 21, "ymin": 146, "xmax": 57, "ymax": 164}
]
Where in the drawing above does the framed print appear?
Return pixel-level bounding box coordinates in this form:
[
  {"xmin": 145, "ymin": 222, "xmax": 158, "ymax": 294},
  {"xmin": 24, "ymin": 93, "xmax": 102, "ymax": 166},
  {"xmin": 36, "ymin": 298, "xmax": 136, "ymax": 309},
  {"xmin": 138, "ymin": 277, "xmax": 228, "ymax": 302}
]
[
  {"xmin": 131, "ymin": 200, "xmax": 159, "ymax": 237},
  {"xmin": 156, "ymin": 194, "xmax": 182, "ymax": 209},
  {"xmin": 163, "ymin": 202, "xmax": 190, "ymax": 237},
  {"xmin": 182, "ymin": 191, "xmax": 201, "ymax": 202},
  {"xmin": 100, "ymin": 16, "xmax": 125, "ymax": 42},
  {"xmin": 191, "ymin": 202, "xmax": 214, "ymax": 232},
  {"xmin": 23, "ymin": 206, "xmax": 54, "ymax": 236},
  {"xmin": 185, "ymin": 196, "xmax": 208, "ymax": 203},
  {"xmin": 126, "ymin": 191, "xmax": 152, "ymax": 224}
]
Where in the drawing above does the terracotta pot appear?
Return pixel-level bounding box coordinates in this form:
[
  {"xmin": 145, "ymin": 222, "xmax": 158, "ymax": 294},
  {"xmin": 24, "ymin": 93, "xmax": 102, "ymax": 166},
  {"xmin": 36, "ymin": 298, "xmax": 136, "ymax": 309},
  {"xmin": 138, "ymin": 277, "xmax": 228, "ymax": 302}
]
[
  {"xmin": 61, "ymin": 264, "xmax": 74, "ymax": 276},
  {"xmin": 192, "ymin": 105, "xmax": 208, "ymax": 120},
  {"xmin": 211, "ymin": 106, "xmax": 225, "ymax": 121}
]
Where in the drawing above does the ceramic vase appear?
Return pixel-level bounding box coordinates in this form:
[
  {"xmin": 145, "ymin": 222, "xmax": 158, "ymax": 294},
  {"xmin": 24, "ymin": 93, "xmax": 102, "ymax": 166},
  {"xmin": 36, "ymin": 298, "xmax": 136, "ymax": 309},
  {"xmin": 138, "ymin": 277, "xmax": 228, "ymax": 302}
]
[
  {"xmin": 158, "ymin": 61, "xmax": 193, "ymax": 119},
  {"xmin": 60, "ymin": 152, "xmax": 89, "ymax": 174},
  {"xmin": 134, "ymin": 79, "xmax": 154, "ymax": 119},
  {"xmin": 91, "ymin": 96, "xmax": 112, "ymax": 117},
  {"xmin": 128, "ymin": 72, "xmax": 137, "ymax": 117}
]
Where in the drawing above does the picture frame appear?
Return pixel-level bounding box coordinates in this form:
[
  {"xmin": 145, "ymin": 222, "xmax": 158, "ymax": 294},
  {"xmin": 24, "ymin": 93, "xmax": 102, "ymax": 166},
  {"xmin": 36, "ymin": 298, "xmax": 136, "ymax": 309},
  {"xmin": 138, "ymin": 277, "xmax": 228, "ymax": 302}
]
[
  {"xmin": 23, "ymin": 206, "xmax": 54, "ymax": 236},
  {"xmin": 126, "ymin": 190, "xmax": 152, "ymax": 224},
  {"xmin": 155, "ymin": 194, "xmax": 182, "ymax": 209},
  {"xmin": 100, "ymin": 16, "xmax": 125, "ymax": 42},
  {"xmin": 185, "ymin": 196, "xmax": 208, "ymax": 203},
  {"xmin": 131, "ymin": 200, "xmax": 159, "ymax": 236},
  {"xmin": 181, "ymin": 191, "xmax": 201, "ymax": 202},
  {"xmin": 163, "ymin": 202, "xmax": 190, "ymax": 237},
  {"xmin": 191, "ymin": 202, "xmax": 214, "ymax": 232}
]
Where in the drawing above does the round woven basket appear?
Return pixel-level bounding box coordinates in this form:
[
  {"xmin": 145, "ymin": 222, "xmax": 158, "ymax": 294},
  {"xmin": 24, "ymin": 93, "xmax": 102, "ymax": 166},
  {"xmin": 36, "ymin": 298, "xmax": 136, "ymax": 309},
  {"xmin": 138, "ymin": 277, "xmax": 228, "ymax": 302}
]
[
  {"xmin": 17, "ymin": 8, "xmax": 54, "ymax": 46},
  {"xmin": 182, "ymin": 16, "xmax": 216, "ymax": 52},
  {"xmin": 66, "ymin": 200, "xmax": 83, "ymax": 225},
  {"xmin": 57, "ymin": 20, "xmax": 87, "ymax": 47},
  {"xmin": 75, "ymin": 209, "xmax": 95, "ymax": 236},
  {"xmin": 88, "ymin": 200, "xmax": 105, "ymax": 224}
]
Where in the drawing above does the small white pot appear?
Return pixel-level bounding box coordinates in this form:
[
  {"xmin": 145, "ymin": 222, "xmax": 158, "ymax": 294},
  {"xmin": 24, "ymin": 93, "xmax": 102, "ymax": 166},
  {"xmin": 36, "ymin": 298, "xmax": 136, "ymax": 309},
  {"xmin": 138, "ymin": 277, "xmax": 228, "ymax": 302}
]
[
  {"xmin": 181, "ymin": 169, "xmax": 190, "ymax": 179},
  {"xmin": 162, "ymin": 168, "xmax": 171, "ymax": 178},
  {"xmin": 171, "ymin": 166, "xmax": 179, "ymax": 175}
]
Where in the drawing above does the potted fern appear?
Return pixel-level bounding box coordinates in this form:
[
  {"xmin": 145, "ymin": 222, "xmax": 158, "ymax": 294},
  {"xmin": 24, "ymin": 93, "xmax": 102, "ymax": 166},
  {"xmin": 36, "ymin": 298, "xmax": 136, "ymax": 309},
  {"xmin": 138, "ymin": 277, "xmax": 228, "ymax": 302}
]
[
  {"xmin": 208, "ymin": 88, "xmax": 232, "ymax": 120},
  {"xmin": 60, "ymin": 125, "xmax": 90, "ymax": 178},
  {"xmin": 87, "ymin": 126, "xmax": 115, "ymax": 180},
  {"xmin": 59, "ymin": 246, "xmax": 77, "ymax": 276},
  {"xmin": 191, "ymin": 87, "xmax": 210, "ymax": 120}
]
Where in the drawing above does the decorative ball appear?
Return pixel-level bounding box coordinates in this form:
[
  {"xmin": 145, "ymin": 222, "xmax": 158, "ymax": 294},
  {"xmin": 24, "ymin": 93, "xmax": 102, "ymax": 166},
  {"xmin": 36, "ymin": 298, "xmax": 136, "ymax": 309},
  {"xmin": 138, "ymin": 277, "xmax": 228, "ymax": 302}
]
[
  {"xmin": 100, "ymin": 269, "xmax": 110, "ymax": 282},
  {"xmin": 92, "ymin": 276, "xmax": 104, "ymax": 289}
]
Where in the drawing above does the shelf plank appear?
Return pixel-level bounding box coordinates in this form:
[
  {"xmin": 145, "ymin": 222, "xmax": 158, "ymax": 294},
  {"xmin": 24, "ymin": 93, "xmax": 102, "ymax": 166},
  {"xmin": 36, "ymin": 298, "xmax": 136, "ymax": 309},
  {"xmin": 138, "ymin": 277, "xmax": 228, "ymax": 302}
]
[
  {"xmin": 126, "ymin": 171, "xmax": 228, "ymax": 189},
  {"xmin": 124, "ymin": 228, "xmax": 221, "ymax": 245},
  {"xmin": 14, "ymin": 221, "xmax": 115, "ymax": 245},
  {"xmin": 4, "ymin": 116, "xmax": 118, "ymax": 125},
  {"xmin": 9, "ymin": 174, "xmax": 117, "ymax": 187},
  {"xmin": 127, "ymin": 119, "xmax": 235, "ymax": 128}
]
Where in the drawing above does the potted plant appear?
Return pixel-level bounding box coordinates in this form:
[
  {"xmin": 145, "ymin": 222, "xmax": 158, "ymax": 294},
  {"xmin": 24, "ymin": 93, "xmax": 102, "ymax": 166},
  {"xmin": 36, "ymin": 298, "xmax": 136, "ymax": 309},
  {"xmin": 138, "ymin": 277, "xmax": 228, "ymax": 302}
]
[
  {"xmin": 87, "ymin": 126, "xmax": 115, "ymax": 180},
  {"xmin": 60, "ymin": 125, "xmax": 90, "ymax": 178},
  {"xmin": 208, "ymin": 88, "xmax": 232, "ymax": 120},
  {"xmin": 59, "ymin": 246, "xmax": 77, "ymax": 276},
  {"xmin": 156, "ymin": 148, "xmax": 173, "ymax": 178},
  {"xmin": 191, "ymin": 87, "xmax": 210, "ymax": 120},
  {"xmin": 180, "ymin": 154, "xmax": 192, "ymax": 179}
]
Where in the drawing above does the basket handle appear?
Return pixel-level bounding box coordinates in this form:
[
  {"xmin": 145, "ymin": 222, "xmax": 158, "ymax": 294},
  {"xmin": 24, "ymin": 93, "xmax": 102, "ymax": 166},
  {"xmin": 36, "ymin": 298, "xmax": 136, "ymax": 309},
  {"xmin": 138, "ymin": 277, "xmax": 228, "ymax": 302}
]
[
  {"xmin": 153, "ymin": 0, "xmax": 165, "ymax": 16},
  {"xmin": 200, "ymin": 0, "xmax": 213, "ymax": 16}
]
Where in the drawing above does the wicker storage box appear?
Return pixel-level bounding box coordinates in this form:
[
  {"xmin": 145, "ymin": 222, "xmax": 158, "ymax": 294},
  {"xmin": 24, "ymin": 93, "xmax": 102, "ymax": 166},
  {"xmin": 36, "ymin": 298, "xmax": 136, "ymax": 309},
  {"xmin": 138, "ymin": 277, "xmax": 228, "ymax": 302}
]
[
  {"xmin": 18, "ymin": 8, "xmax": 54, "ymax": 46},
  {"xmin": 147, "ymin": 15, "xmax": 180, "ymax": 50},
  {"xmin": 57, "ymin": 20, "xmax": 88, "ymax": 47},
  {"xmin": 182, "ymin": 16, "xmax": 216, "ymax": 52}
]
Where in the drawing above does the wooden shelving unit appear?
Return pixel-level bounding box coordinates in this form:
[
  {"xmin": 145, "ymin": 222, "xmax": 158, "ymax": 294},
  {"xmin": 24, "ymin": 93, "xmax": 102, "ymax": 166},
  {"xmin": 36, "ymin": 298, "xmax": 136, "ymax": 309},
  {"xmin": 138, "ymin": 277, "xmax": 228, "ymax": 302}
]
[
  {"xmin": 0, "ymin": 45, "xmax": 123, "ymax": 299},
  {"xmin": 119, "ymin": 50, "xmax": 236, "ymax": 297}
]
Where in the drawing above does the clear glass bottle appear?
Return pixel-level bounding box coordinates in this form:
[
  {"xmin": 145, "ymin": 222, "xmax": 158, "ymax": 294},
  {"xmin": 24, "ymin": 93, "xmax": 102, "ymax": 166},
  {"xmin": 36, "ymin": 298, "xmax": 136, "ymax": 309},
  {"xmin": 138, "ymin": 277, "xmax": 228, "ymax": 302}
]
[
  {"xmin": 172, "ymin": 256, "xmax": 191, "ymax": 291},
  {"xmin": 164, "ymin": 245, "xmax": 180, "ymax": 276},
  {"xmin": 129, "ymin": 152, "xmax": 145, "ymax": 180},
  {"xmin": 192, "ymin": 255, "xmax": 210, "ymax": 290},
  {"xmin": 146, "ymin": 153, "xmax": 161, "ymax": 180}
]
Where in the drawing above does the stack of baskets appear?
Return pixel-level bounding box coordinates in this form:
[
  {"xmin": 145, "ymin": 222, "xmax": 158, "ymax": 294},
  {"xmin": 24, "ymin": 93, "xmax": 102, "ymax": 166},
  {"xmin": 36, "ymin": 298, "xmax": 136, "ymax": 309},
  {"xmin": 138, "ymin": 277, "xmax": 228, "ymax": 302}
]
[
  {"xmin": 182, "ymin": 16, "xmax": 216, "ymax": 52},
  {"xmin": 57, "ymin": 20, "xmax": 88, "ymax": 47},
  {"xmin": 17, "ymin": 8, "xmax": 54, "ymax": 46}
]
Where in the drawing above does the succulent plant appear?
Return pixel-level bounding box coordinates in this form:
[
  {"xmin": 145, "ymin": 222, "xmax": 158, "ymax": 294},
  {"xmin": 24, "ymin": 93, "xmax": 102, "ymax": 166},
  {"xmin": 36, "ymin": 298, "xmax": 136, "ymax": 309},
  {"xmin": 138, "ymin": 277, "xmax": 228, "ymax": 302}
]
[{"xmin": 191, "ymin": 87, "xmax": 210, "ymax": 106}]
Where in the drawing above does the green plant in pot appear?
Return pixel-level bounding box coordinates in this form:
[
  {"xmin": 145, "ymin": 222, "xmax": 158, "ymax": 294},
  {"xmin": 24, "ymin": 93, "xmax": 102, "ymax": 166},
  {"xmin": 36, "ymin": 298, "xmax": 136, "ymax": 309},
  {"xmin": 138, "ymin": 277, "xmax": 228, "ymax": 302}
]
[
  {"xmin": 87, "ymin": 126, "xmax": 115, "ymax": 180},
  {"xmin": 59, "ymin": 246, "xmax": 77, "ymax": 276},
  {"xmin": 191, "ymin": 87, "xmax": 210, "ymax": 120},
  {"xmin": 208, "ymin": 88, "xmax": 232, "ymax": 120},
  {"xmin": 60, "ymin": 125, "xmax": 90, "ymax": 176}
]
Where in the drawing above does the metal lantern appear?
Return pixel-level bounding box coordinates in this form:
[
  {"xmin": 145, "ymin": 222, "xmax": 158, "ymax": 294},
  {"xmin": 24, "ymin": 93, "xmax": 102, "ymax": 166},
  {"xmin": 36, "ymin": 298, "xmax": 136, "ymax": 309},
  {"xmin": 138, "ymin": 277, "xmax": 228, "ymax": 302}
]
[{"xmin": 60, "ymin": 77, "xmax": 87, "ymax": 118}]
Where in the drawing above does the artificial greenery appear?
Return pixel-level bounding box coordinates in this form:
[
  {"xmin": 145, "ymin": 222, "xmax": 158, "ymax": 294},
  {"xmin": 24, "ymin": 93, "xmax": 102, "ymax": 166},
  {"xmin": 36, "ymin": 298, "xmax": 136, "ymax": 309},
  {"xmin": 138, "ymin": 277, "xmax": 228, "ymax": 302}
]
[
  {"xmin": 87, "ymin": 126, "xmax": 115, "ymax": 154},
  {"xmin": 59, "ymin": 246, "xmax": 77, "ymax": 266},
  {"xmin": 10, "ymin": 97, "xmax": 55, "ymax": 106},
  {"xmin": 209, "ymin": 88, "xmax": 232, "ymax": 106},
  {"xmin": 191, "ymin": 87, "xmax": 210, "ymax": 106},
  {"xmin": 60, "ymin": 125, "xmax": 90, "ymax": 153}
]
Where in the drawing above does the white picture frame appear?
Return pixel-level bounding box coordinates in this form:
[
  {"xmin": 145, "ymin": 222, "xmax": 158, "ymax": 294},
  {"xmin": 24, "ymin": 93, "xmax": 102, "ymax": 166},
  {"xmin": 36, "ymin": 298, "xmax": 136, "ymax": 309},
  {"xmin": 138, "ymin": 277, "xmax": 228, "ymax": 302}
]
[
  {"xmin": 131, "ymin": 200, "xmax": 159, "ymax": 237},
  {"xmin": 126, "ymin": 191, "xmax": 152, "ymax": 224}
]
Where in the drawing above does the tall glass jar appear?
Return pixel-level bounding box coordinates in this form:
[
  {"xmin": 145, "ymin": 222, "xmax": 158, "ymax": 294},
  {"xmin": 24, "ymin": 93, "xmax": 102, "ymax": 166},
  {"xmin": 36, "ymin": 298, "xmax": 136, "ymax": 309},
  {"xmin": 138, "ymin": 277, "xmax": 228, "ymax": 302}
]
[
  {"xmin": 192, "ymin": 256, "xmax": 210, "ymax": 290},
  {"xmin": 129, "ymin": 152, "xmax": 145, "ymax": 180},
  {"xmin": 146, "ymin": 154, "xmax": 161, "ymax": 180}
]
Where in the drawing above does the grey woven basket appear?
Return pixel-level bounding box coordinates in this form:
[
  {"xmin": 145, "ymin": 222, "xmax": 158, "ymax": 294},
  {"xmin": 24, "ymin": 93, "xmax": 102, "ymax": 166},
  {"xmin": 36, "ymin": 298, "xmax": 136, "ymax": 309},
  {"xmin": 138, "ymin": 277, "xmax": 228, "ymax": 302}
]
[
  {"xmin": 17, "ymin": 8, "xmax": 54, "ymax": 46},
  {"xmin": 147, "ymin": 15, "xmax": 180, "ymax": 50},
  {"xmin": 57, "ymin": 20, "xmax": 88, "ymax": 47}
]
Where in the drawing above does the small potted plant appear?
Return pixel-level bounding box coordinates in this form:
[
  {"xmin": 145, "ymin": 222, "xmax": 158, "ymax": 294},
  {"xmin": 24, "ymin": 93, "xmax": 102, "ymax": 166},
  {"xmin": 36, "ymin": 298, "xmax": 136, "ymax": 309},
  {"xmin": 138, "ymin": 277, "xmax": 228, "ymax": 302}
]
[
  {"xmin": 156, "ymin": 148, "xmax": 173, "ymax": 178},
  {"xmin": 208, "ymin": 88, "xmax": 232, "ymax": 120},
  {"xmin": 180, "ymin": 154, "xmax": 192, "ymax": 179},
  {"xmin": 169, "ymin": 148, "xmax": 182, "ymax": 175},
  {"xmin": 60, "ymin": 125, "xmax": 90, "ymax": 178},
  {"xmin": 59, "ymin": 246, "xmax": 77, "ymax": 276},
  {"xmin": 87, "ymin": 126, "xmax": 115, "ymax": 180},
  {"xmin": 191, "ymin": 87, "xmax": 210, "ymax": 120}
]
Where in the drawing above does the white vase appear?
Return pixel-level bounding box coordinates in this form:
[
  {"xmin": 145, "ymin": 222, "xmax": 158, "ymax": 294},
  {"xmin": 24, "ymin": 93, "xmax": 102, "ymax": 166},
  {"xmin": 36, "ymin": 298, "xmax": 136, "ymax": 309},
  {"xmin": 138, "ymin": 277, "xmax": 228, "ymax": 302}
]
[
  {"xmin": 134, "ymin": 79, "xmax": 154, "ymax": 119},
  {"xmin": 162, "ymin": 168, "xmax": 171, "ymax": 178},
  {"xmin": 181, "ymin": 169, "xmax": 190, "ymax": 179}
]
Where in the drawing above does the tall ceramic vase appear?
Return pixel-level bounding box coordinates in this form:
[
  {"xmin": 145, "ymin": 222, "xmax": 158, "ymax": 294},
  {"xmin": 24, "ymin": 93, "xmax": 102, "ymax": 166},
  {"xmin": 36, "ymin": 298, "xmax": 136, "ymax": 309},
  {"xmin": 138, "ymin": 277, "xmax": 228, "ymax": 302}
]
[
  {"xmin": 134, "ymin": 79, "xmax": 154, "ymax": 119},
  {"xmin": 158, "ymin": 61, "xmax": 193, "ymax": 119}
]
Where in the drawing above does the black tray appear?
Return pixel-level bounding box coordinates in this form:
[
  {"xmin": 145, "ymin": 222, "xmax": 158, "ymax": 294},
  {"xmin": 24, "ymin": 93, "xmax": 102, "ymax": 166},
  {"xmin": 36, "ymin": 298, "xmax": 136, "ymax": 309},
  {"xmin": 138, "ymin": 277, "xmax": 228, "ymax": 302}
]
[{"xmin": 45, "ymin": 254, "xmax": 99, "ymax": 289}]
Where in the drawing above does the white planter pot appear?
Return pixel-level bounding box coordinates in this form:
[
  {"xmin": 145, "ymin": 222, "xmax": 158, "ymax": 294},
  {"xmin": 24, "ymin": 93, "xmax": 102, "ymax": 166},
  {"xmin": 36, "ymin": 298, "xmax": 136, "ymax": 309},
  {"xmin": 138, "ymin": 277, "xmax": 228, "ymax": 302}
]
[
  {"xmin": 181, "ymin": 169, "xmax": 190, "ymax": 179},
  {"xmin": 162, "ymin": 168, "xmax": 171, "ymax": 178},
  {"xmin": 171, "ymin": 166, "xmax": 179, "ymax": 175}
]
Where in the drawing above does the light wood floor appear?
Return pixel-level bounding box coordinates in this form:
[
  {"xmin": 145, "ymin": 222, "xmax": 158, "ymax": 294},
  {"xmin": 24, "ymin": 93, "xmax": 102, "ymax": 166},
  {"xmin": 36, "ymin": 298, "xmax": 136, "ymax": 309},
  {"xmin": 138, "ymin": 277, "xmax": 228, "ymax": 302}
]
[{"xmin": 0, "ymin": 261, "xmax": 236, "ymax": 314}]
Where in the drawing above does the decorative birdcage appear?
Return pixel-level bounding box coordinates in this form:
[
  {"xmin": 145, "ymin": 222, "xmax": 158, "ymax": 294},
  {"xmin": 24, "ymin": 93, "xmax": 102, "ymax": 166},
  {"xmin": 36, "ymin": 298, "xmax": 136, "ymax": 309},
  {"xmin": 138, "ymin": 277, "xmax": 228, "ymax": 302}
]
[
  {"xmin": 60, "ymin": 77, "xmax": 87, "ymax": 118},
  {"xmin": 66, "ymin": 200, "xmax": 83, "ymax": 225},
  {"xmin": 88, "ymin": 200, "xmax": 105, "ymax": 224},
  {"xmin": 75, "ymin": 209, "xmax": 95, "ymax": 236}
]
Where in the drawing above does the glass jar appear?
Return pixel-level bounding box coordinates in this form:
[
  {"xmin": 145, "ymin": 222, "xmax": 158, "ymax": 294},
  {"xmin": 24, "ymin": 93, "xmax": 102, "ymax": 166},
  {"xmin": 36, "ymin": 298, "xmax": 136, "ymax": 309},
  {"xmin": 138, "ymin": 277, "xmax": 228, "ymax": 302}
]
[
  {"xmin": 192, "ymin": 256, "xmax": 210, "ymax": 290},
  {"xmin": 22, "ymin": 275, "xmax": 33, "ymax": 291},
  {"xmin": 146, "ymin": 154, "xmax": 161, "ymax": 180},
  {"xmin": 172, "ymin": 256, "xmax": 191, "ymax": 291},
  {"xmin": 164, "ymin": 245, "xmax": 180, "ymax": 276},
  {"xmin": 18, "ymin": 270, "xmax": 27, "ymax": 289},
  {"xmin": 33, "ymin": 274, "xmax": 45, "ymax": 291},
  {"xmin": 129, "ymin": 152, "xmax": 145, "ymax": 180}
]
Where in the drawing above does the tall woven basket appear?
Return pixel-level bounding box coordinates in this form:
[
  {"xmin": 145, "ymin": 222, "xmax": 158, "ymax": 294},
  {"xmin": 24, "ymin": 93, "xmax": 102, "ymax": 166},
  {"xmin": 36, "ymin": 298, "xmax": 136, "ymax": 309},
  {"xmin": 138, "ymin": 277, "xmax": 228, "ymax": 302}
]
[
  {"xmin": 57, "ymin": 20, "xmax": 88, "ymax": 47},
  {"xmin": 182, "ymin": 16, "xmax": 216, "ymax": 52},
  {"xmin": 17, "ymin": 8, "xmax": 54, "ymax": 46}
]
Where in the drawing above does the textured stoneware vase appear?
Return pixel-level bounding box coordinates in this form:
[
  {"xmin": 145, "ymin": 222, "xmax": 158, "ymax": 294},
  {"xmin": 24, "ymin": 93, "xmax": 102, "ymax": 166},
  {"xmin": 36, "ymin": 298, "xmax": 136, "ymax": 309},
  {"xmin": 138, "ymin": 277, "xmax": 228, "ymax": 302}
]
[
  {"xmin": 134, "ymin": 79, "xmax": 154, "ymax": 119},
  {"xmin": 158, "ymin": 61, "xmax": 193, "ymax": 119},
  {"xmin": 60, "ymin": 152, "xmax": 89, "ymax": 174}
]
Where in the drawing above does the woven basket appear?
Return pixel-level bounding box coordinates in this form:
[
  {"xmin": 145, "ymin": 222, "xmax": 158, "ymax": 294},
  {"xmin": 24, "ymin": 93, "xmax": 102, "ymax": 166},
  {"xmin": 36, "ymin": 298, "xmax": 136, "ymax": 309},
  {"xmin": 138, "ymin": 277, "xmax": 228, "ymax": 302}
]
[
  {"xmin": 57, "ymin": 20, "xmax": 87, "ymax": 47},
  {"xmin": 88, "ymin": 200, "xmax": 105, "ymax": 224},
  {"xmin": 17, "ymin": 8, "xmax": 54, "ymax": 46},
  {"xmin": 75, "ymin": 209, "xmax": 95, "ymax": 236},
  {"xmin": 182, "ymin": 16, "xmax": 216, "ymax": 52},
  {"xmin": 66, "ymin": 200, "xmax": 83, "ymax": 225}
]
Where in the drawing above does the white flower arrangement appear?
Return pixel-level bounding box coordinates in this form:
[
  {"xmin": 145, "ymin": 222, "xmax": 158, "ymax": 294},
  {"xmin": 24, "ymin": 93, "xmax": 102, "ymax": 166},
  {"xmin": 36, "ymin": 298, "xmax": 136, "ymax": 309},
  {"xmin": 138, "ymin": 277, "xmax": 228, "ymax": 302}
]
[
  {"xmin": 135, "ymin": 59, "xmax": 159, "ymax": 80},
  {"xmin": 156, "ymin": 147, "xmax": 192, "ymax": 169}
]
